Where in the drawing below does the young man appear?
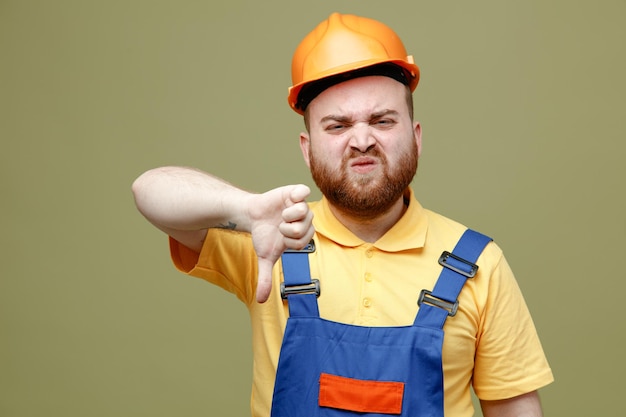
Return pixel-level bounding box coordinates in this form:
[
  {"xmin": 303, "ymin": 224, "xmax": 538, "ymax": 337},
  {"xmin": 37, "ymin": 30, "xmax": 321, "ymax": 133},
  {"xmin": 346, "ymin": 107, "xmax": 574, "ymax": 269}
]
[{"xmin": 132, "ymin": 13, "xmax": 553, "ymax": 417}]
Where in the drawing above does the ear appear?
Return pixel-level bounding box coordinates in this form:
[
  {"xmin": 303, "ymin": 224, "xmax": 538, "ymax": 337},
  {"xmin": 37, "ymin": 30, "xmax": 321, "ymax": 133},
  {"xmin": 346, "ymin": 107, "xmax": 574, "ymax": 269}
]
[
  {"xmin": 299, "ymin": 131, "xmax": 311, "ymax": 168},
  {"xmin": 414, "ymin": 121, "xmax": 423, "ymax": 157}
]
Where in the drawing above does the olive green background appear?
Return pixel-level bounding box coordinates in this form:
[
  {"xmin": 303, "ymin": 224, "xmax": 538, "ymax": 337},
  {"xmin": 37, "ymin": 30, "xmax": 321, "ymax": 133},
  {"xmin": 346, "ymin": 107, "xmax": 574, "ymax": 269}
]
[{"xmin": 1, "ymin": 0, "xmax": 624, "ymax": 416}]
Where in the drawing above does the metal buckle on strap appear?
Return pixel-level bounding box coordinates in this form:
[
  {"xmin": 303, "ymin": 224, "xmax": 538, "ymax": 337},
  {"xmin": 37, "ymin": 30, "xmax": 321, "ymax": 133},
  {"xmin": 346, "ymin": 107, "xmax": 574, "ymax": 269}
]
[
  {"xmin": 280, "ymin": 279, "xmax": 320, "ymax": 300},
  {"xmin": 438, "ymin": 251, "xmax": 479, "ymax": 278},
  {"xmin": 417, "ymin": 289, "xmax": 459, "ymax": 316}
]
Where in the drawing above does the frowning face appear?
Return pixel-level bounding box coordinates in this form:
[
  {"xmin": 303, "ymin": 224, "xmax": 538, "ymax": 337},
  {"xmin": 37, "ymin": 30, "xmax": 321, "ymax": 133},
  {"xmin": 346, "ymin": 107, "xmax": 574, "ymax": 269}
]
[{"xmin": 300, "ymin": 76, "xmax": 422, "ymax": 220}]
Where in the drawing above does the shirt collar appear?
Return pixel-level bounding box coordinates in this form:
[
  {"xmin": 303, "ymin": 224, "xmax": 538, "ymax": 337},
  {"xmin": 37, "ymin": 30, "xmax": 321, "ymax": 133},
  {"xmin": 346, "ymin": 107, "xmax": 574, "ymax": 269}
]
[{"xmin": 311, "ymin": 187, "xmax": 428, "ymax": 252}]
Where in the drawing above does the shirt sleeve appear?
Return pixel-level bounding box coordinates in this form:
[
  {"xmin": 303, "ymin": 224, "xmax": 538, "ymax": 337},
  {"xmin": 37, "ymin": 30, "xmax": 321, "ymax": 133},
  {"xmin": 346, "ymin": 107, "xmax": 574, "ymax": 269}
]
[
  {"xmin": 169, "ymin": 228, "xmax": 258, "ymax": 305},
  {"xmin": 472, "ymin": 254, "xmax": 554, "ymax": 400}
]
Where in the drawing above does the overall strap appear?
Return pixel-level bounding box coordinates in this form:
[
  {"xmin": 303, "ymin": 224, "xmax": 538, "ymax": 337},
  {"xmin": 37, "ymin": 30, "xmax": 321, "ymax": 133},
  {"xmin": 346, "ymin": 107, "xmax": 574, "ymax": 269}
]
[
  {"xmin": 414, "ymin": 229, "xmax": 492, "ymax": 329},
  {"xmin": 280, "ymin": 241, "xmax": 320, "ymax": 318}
]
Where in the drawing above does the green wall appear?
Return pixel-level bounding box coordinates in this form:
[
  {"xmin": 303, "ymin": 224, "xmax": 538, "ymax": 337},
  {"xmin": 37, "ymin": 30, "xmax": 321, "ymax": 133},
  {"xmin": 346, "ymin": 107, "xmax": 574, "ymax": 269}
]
[{"xmin": 2, "ymin": 0, "xmax": 624, "ymax": 415}]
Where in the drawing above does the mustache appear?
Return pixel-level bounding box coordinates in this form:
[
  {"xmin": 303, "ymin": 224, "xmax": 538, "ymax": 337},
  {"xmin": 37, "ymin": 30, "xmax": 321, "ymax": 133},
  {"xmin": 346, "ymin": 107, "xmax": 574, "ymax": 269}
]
[{"xmin": 345, "ymin": 147, "xmax": 385, "ymax": 161}]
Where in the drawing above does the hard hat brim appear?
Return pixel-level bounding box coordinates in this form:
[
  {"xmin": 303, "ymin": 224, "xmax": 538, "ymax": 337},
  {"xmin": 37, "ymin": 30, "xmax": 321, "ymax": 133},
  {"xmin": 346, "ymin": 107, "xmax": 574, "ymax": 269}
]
[{"xmin": 288, "ymin": 58, "xmax": 420, "ymax": 115}]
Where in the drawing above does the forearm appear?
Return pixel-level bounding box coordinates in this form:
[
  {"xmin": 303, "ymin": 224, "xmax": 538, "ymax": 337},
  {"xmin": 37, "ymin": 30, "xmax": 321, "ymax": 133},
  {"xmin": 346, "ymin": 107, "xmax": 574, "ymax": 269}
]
[
  {"xmin": 133, "ymin": 167, "xmax": 314, "ymax": 298},
  {"xmin": 132, "ymin": 166, "xmax": 252, "ymax": 233}
]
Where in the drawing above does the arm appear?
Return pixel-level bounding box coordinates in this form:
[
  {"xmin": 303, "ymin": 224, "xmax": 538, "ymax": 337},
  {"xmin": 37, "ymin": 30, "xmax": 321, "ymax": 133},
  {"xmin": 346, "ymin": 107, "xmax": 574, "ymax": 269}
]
[
  {"xmin": 480, "ymin": 391, "xmax": 544, "ymax": 417},
  {"xmin": 131, "ymin": 166, "xmax": 314, "ymax": 302}
]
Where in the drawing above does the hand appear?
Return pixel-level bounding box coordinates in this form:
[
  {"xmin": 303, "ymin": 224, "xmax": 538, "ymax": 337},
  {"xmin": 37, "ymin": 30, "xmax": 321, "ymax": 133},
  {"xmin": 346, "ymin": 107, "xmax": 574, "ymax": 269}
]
[{"xmin": 247, "ymin": 184, "xmax": 314, "ymax": 303}]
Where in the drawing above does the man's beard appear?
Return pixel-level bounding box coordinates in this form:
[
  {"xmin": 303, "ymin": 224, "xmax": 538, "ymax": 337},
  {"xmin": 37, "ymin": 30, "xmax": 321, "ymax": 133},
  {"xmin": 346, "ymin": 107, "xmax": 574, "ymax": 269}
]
[{"xmin": 309, "ymin": 141, "xmax": 418, "ymax": 220}]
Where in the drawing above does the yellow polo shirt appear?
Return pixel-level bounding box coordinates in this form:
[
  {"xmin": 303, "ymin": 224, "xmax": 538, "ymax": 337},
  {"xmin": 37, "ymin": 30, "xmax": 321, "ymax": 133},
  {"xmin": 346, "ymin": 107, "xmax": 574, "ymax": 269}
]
[{"xmin": 170, "ymin": 188, "xmax": 553, "ymax": 417}]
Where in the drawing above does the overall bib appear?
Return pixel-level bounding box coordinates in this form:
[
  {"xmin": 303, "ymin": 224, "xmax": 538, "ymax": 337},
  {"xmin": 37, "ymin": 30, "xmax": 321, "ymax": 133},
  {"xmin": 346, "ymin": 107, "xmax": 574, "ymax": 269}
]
[{"xmin": 270, "ymin": 229, "xmax": 492, "ymax": 417}]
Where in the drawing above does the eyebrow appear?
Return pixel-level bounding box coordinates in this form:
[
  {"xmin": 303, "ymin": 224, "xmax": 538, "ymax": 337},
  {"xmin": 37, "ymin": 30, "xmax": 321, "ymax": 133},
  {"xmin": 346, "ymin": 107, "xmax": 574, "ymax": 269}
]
[{"xmin": 319, "ymin": 109, "xmax": 400, "ymax": 124}]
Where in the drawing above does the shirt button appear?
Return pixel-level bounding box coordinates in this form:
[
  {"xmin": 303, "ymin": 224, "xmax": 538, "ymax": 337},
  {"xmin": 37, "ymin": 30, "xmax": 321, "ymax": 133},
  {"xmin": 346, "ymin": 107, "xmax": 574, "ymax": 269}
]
[
  {"xmin": 363, "ymin": 298, "xmax": 372, "ymax": 308},
  {"xmin": 364, "ymin": 272, "xmax": 373, "ymax": 282},
  {"xmin": 365, "ymin": 249, "xmax": 374, "ymax": 258}
]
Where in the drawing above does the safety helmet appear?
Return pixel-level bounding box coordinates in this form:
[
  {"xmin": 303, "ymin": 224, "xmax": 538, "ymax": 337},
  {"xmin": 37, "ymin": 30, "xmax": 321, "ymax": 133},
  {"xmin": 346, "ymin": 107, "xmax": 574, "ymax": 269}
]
[{"xmin": 288, "ymin": 12, "xmax": 420, "ymax": 114}]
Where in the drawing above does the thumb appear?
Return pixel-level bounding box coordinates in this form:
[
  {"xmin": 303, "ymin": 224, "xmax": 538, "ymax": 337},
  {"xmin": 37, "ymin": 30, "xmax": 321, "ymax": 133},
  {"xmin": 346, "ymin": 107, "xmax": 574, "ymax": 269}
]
[{"xmin": 255, "ymin": 257, "xmax": 275, "ymax": 303}]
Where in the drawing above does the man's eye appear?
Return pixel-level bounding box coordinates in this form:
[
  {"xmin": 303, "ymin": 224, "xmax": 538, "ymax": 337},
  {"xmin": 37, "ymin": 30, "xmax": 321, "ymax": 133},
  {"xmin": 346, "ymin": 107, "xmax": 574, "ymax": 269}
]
[{"xmin": 372, "ymin": 119, "xmax": 397, "ymax": 128}]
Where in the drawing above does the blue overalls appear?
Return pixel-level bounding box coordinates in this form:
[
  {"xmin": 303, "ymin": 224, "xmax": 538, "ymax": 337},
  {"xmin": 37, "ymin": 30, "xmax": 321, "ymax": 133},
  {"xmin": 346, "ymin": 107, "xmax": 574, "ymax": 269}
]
[{"xmin": 270, "ymin": 229, "xmax": 492, "ymax": 417}]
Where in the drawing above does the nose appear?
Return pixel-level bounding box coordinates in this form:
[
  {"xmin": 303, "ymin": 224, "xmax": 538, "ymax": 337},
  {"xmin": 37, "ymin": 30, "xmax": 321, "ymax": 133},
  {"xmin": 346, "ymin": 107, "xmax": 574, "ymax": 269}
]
[{"xmin": 349, "ymin": 124, "xmax": 376, "ymax": 153}]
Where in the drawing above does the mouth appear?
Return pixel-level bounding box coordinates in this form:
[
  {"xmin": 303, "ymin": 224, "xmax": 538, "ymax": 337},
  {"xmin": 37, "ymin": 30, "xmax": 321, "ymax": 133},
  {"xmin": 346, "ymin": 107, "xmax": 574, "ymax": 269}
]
[{"xmin": 349, "ymin": 156, "xmax": 379, "ymax": 174}]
